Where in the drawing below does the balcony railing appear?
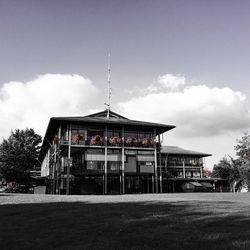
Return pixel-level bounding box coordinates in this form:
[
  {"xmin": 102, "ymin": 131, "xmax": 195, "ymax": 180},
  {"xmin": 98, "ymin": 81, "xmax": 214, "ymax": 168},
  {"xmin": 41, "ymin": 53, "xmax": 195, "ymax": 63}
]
[
  {"xmin": 167, "ymin": 162, "xmax": 203, "ymax": 167},
  {"xmin": 62, "ymin": 163, "xmax": 121, "ymax": 175}
]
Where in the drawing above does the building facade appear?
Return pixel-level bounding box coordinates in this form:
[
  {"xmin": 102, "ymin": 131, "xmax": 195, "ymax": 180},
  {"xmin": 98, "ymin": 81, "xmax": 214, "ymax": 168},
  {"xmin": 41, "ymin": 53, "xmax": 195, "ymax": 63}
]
[
  {"xmin": 39, "ymin": 109, "xmax": 226, "ymax": 194},
  {"xmin": 159, "ymin": 146, "xmax": 227, "ymax": 192}
]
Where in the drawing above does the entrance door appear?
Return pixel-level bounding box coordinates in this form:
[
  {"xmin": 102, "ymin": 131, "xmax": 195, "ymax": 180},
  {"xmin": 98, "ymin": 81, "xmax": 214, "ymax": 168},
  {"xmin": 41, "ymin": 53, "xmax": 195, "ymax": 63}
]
[
  {"xmin": 141, "ymin": 176, "xmax": 153, "ymax": 193},
  {"xmin": 107, "ymin": 176, "xmax": 120, "ymax": 194}
]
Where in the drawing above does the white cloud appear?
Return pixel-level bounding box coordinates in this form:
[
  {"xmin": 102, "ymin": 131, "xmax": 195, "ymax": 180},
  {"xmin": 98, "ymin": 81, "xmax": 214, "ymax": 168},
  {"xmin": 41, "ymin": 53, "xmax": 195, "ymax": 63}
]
[
  {"xmin": 0, "ymin": 74, "xmax": 99, "ymax": 138},
  {"xmin": 117, "ymin": 74, "xmax": 250, "ymax": 168},
  {"xmin": 118, "ymin": 85, "xmax": 250, "ymax": 137},
  {"xmin": 157, "ymin": 74, "xmax": 186, "ymax": 90},
  {"xmin": 124, "ymin": 74, "xmax": 186, "ymax": 95}
]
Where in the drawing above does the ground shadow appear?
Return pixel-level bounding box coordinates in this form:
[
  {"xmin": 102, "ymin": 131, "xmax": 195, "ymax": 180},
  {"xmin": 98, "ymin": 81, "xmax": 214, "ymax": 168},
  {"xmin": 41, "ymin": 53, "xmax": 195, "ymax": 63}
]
[{"xmin": 1, "ymin": 200, "xmax": 250, "ymax": 250}]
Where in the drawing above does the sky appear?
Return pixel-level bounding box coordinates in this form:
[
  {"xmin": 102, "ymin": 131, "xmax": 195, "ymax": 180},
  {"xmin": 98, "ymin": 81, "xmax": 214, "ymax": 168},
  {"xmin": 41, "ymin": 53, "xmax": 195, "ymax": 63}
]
[{"xmin": 0, "ymin": 0, "xmax": 250, "ymax": 169}]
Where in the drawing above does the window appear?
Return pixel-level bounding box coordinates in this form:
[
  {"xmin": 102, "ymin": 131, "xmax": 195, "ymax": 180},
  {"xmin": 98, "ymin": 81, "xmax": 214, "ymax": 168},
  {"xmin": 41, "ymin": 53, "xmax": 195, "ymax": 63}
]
[
  {"xmin": 71, "ymin": 129, "xmax": 86, "ymax": 145},
  {"xmin": 107, "ymin": 162, "xmax": 121, "ymax": 171},
  {"xmin": 173, "ymin": 171, "xmax": 183, "ymax": 178},
  {"xmin": 107, "ymin": 130, "xmax": 121, "ymax": 138},
  {"xmin": 193, "ymin": 171, "xmax": 201, "ymax": 178},
  {"xmin": 168, "ymin": 156, "xmax": 183, "ymax": 166},
  {"xmin": 177, "ymin": 171, "xmax": 183, "ymax": 177},
  {"xmin": 62, "ymin": 129, "xmax": 69, "ymax": 142},
  {"xmin": 87, "ymin": 128, "xmax": 104, "ymax": 146},
  {"xmin": 72, "ymin": 154, "xmax": 83, "ymax": 169},
  {"xmin": 124, "ymin": 131, "xmax": 137, "ymax": 140},
  {"xmin": 108, "ymin": 130, "xmax": 122, "ymax": 146},
  {"xmin": 86, "ymin": 161, "xmax": 104, "ymax": 171},
  {"xmin": 87, "ymin": 128, "xmax": 104, "ymax": 139}
]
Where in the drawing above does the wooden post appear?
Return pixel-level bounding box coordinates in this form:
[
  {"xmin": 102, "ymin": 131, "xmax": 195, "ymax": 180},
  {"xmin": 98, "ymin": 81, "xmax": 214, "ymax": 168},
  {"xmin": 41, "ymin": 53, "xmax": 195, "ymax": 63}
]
[
  {"xmin": 182, "ymin": 157, "xmax": 185, "ymax": 178},
  {"xmin": 104, "ymin": 126, "xmax": 108, "ymax": 195},
  {"xmin": 119, "ymin": 175, "xmax": 122, "ymax": 194},
  {"xmin": 102, "ymin": 175, "xmax": 105, "ymax": 195},
  {"xmin": 200, "ymin": 158, "xmax": 203, "ymax": 178},
  {"xmin": 158, "ymin": 134, "xmax": 162, "ymax": 193},
  {"xmin": 152, "ymin": 175, "xmax": 154, "ymax": 193},
  {"xmin": 165, "ymin": 154, "xmax": 168, "ymax": 172},
  {"xmin": 53, "ymin": 142, "xmax": 57, "ymax": 194},
  {"xmin": 57, "ymin": 125, "xmax": 61, "ymax": 195},
  {"xmin": 165, "ymin": 154, "xmax": 169, "ymax": 193},
  {"xmin": 66, "ymin": 124, "xmax": 71, "ymax": 195},
  {"xmin": 50, "ymin": 157, "xmax": 53, "ymax": 194},
  {"xmin": 121, "ymin": 126, "xmax": 125, "ymax": 194},
  {"xmin": 154, "ymin": 129, "xmax": 158, "ymax": 193}
]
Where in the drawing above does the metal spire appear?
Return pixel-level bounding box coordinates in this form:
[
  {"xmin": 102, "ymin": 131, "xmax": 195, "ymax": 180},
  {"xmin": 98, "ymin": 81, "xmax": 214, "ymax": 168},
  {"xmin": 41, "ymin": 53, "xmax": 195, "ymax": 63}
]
[{"xmin": 105, "ymin": 53, "xmax": 111, "ymax": 118}]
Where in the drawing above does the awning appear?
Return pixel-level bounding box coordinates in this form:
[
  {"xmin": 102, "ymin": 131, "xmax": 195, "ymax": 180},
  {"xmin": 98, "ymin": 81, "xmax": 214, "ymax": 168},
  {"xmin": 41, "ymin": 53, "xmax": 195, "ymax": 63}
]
[
  {"xmin": 200, "ymin": 182, "xmax": 213, "ymax": 188},
  {"xmin": 190, "ymin": 182, "xmax": 203, "ymax": 187}
]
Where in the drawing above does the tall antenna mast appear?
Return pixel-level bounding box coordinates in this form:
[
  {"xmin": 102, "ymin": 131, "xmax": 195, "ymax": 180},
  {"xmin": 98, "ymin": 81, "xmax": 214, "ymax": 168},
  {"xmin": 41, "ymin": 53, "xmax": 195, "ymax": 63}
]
[{"xmin": 105, "ymin": 53, "xmax": 111, "ymax": 118}]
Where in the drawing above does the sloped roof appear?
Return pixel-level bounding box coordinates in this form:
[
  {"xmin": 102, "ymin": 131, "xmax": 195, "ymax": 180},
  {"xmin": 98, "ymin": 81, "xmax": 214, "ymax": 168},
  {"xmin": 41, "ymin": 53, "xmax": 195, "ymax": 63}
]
[
  {"xmin": 86, "ymin": 110, "xmax": 128, "ymax": 119},
  {"xmin": 160, "ymin": 146, "xmax": 211, "ymax": 157},
  {"xmin": 49, "ymin": 109, "xmax": 175, "ymax": 134}
]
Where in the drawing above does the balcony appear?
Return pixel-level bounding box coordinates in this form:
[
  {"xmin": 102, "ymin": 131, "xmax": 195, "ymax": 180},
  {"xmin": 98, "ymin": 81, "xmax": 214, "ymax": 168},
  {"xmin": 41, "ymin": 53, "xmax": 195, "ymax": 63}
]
[{"xmin": 60, "ymin": 135, "xmax": 155, "ymax": 149}]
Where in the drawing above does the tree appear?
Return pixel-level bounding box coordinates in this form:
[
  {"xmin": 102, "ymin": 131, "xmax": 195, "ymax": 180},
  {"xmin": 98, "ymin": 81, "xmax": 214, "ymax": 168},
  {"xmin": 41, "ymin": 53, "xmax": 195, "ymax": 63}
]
[
  {"xmin": 234, "ymin": 133, "xmax": 250, "ymax": 190},
  {"xmin": 212, "ymin": 133, "xmax": 250, "ymax": 192},
  {"xmin": 234, "ymin": 132, "xmax": 250, "ymax": 159},
  {"xmin": 0, "ymin": 128, "xmax": 42, "ymax": 186},
  {"xmin": 212, "ymin": 157, "xmax": 241, "ymax": 192}
]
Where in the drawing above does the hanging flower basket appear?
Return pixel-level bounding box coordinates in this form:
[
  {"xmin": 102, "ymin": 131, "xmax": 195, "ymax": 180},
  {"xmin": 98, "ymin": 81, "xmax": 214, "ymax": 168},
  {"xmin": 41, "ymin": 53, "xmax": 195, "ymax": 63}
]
[
  {"xmin": 142, "ymin": 138, "xmax": 153, "ymax": 147},
  {"xmin": 72, "ymin": 133, "xmax": 84, "ymax": 144},
  {"xmin": 135, "ymin": 139, "xmax": 142, "ymax": 147},
  {"xmin": 125, "ymin": 136, "xmax": 137, "ymax": 147},
  {"xmin": 109, "ymin": 136, "xmax": 122, "ymax": 146},
  {"xmin": 191, "ymin": 160, "xmax": 198, "ymax": 166},
  {"xmin": 90, "ymin": 135, "xmax": 104, "ymax": 146}
]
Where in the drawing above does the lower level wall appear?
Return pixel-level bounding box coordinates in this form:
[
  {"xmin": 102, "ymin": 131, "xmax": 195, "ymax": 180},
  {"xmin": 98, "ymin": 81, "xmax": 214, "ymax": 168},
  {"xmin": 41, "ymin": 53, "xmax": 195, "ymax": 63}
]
[{"xmin": 45, "ymin": 174, "xmax": 230, "ymax": 195}]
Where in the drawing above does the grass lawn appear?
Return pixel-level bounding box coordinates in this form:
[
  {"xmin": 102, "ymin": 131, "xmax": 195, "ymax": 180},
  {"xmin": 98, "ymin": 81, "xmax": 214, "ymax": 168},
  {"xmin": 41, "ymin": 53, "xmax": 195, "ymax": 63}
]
[{"xmin": 1, "ymin": 193, "xmax": 250, "ymax": 249}]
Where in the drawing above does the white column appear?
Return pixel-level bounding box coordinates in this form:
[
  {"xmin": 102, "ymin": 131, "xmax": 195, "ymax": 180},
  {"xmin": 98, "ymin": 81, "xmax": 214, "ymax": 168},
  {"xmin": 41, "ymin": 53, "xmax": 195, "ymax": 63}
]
[
  {"xmin": 104, "ymin": 126, "xmax": 108, "ymax": 194},
  {"xmin": 57, "ymin": 125, "xmax": 61, "ymax": 194},
  {"xmin": 152, "ymin": 175, "xmax": 154, "ymax": 193},
  {"xmin": 154, "ymin": 129, "xmax": 158, "ymax": 193},
  {"xmin": 66, "ymin": 124, "xmax": 71, "ymax": 195},
  {"xmin": 121, "ymin": 126, "xmax": 125, "ymax": 194},
  {"xmin": 158, "ymin": 134, "xmax": 162, "ymax": 193},
  {"xmin": 183, "ymin": 157, "xmax": 186, "ymax": 178}
]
